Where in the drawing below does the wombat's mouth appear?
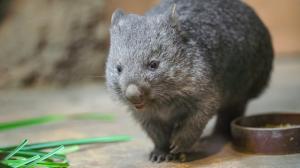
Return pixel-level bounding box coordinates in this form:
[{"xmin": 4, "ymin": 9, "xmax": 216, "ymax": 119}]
[{"xmin": 132, "ymin": 102, "xmax": 145, "ymax": 109}]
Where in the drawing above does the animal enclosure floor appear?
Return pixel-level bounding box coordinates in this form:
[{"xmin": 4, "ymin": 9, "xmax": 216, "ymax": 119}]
[{"xmin": 1, "ymin": 56, "xmax": 300, "ymax": 168}]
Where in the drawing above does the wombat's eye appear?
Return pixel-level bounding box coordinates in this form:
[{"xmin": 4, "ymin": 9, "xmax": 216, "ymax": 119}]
[
  {"xmin": 116, "ymin": 65, "xmax": 122, "ymax": 74},
  {"xmin": 148, "ymin": 61, "xmax": 160, "ymax": 71}
]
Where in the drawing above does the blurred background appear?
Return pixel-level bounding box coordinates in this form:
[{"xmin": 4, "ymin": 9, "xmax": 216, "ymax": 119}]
[
  {"xmin": 0, "ymin": 1, "xmax": 300, "ymax": 167},
  {"xmin": 0, "ymin": 0, "xmax": 299, "ymax": 88}
]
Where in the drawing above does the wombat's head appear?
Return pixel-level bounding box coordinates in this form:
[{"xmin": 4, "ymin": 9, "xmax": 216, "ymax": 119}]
[{"xmin": 106, "ymin": 7, "xmax": 195, "ymax": 111}]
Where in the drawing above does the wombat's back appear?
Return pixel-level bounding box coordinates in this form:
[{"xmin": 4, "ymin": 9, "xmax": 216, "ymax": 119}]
[{"xmin": 148, "ymin": 0, "xmax": 274, "ymax": 104}]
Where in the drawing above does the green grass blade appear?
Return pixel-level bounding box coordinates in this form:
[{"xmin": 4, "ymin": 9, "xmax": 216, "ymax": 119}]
[
  {"xmin": 0, "ymin": 150, "xmax": 66, "ymax": 161},
  {"xmin": 0, "ymin": 113, "xmax": 114, "ymax": 132},
  {"xmin": 36, "ymin": 161, "xmax": 69, "ymax": 168},
  {"xmin": 1, "ymin": 159, "xmax": 25, "ymax": 167},
  {"xmin": 4, "ymin": 139, "xmax": 28, "ymax": 160},
  {"xmin": 57, "ymin": 145, "xmax": 80, "ymax": 155},
  {"xmin": 1, "ymin": 160, "xmax": 23, "ymax": 167},
  {"xmin": 25, "ymin": 146, "xmax": 64, "ymax": 168},
  {"xmin": 13, "ymin": 155, "xmax": 40, "ymax": 168},
  {"xmin": 0, "ymin": 115, "xmax": 66, "ymax": 132},
  {"xmin": 1, "ymin": 136, "xmax": 132, "ymax": 151}
]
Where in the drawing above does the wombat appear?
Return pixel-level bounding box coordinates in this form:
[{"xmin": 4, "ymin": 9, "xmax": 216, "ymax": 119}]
[{"xmin": 106, "ymin": 0, "xmax": 273, "ymax": 162}]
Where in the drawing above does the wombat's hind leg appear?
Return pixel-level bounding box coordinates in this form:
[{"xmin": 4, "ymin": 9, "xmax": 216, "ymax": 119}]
[{"xmin": 213, "ymin": 102, "xmax": 247, "ymax": 138}]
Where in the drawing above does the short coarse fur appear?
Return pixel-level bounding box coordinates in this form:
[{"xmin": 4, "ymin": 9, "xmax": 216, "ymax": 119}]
[{"xmin": 106, "ymin": 0, "xmax": 273, "ymax": 162}]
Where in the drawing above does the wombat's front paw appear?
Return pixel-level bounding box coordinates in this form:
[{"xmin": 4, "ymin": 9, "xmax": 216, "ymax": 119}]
[{"xmin": 149, "ymin": 148, "xmax": 177, "ymax": 163}]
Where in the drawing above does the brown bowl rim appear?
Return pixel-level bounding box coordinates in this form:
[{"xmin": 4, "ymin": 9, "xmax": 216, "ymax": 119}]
[{"xmin": 231, "ymin": 112, "xmax": 300, "ymax": 131}]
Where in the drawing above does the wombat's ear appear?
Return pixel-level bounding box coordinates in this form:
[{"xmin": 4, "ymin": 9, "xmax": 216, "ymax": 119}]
[
  {"xmin": 166, "ymin": 4, "xmax": 178, "ymax": 27},
  {"xmin": 111, "ymin": 9, "xmax": 125, "ymax": 25}
]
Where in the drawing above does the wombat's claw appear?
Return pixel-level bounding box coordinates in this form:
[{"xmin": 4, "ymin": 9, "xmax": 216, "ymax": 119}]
[
  {"xmin": 170, "ymin": 141, "xmax": 183, "ymax": 154},
  {"xmin": 170, "ymin": 135, "xmax": 196, "ymax": 154},
  {"xmin": 170, "ymin": 142, "xmax": 180, "ymax": 154},
  {"xmin": 149, "ymin": 149, "xmax": 175, "ymax": 163}
]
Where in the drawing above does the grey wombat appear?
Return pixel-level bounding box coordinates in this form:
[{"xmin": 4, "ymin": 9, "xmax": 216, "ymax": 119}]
[{"xmin": 106, "ymin": 0, "xmax": 273, "ymax": 162}]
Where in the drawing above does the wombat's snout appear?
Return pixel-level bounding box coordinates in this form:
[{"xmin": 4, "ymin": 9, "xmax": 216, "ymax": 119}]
[{"xmin": 125, "ymin": 84, "xmax": 145, "ymax": 109}]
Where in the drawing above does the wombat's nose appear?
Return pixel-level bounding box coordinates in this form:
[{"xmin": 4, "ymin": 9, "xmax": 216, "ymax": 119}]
[{"xmin": 125, "ymin": 84, "xmax": 144, "ymax": 108}]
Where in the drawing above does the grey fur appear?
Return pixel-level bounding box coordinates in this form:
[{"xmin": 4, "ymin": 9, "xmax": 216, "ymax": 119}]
[{"xmin": 106, "ymin": 0, "xmax": 273, "ymax": 162}]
